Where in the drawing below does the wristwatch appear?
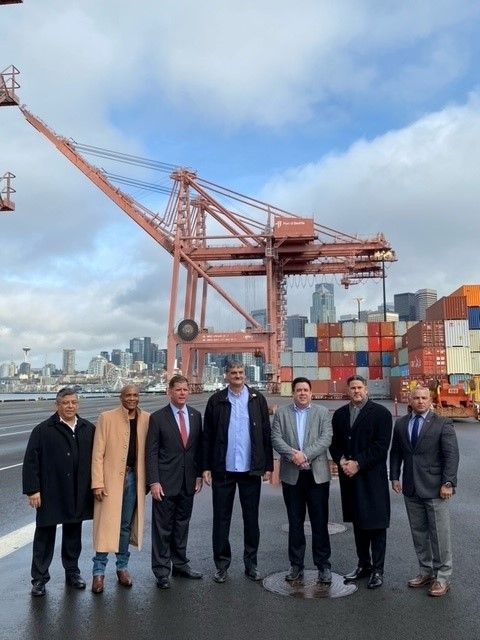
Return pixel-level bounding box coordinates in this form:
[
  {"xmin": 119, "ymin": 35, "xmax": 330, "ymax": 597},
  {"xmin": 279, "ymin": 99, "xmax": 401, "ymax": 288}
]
[{"xmin": 443, "ymin": 482, "xmax": 453, "ymax": 488}]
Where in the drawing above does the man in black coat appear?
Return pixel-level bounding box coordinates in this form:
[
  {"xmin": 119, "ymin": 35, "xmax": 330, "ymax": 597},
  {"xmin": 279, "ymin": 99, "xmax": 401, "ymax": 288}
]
[
  {"xmin": 390, "ymin": 386, "xmax": 459, "ymax": 597},
  {"xmin": 203, "ymin": 362, "xmax": 273, "ymax": 584},
  {"xmin": 22, "ymin": 388, "xmax": 95, "ymax": 597},
  {"xmin": 330, "ymin": 375, "xmax": 392, "ymax": 589},
  {"xmin": 145, "ymin": 375, "xmax": 203, "ymax": 589}
]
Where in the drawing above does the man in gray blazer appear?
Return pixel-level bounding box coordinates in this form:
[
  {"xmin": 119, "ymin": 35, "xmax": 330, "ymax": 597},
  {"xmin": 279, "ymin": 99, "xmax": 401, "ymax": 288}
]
[
  {"xmin": 390, "ymin": 386, "xmax": 459, "ymax": 597},
  {"xmin": 271, "ymin": 377, "xmax": 332, "ymax": 584}
]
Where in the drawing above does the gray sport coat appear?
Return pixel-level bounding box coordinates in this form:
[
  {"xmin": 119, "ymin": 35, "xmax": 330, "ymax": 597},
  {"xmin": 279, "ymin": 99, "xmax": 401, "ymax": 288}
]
[
  {"xmin": 271, "ymin": 403, "xmax": 332, "ymax": 486},
  {"xmin": 389, "ymin": 410, "xmax": 459, "ymax": 499}
]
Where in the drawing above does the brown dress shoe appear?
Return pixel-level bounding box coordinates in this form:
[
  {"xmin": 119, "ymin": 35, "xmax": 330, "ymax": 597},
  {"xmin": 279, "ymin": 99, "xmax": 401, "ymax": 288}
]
[
  {"xmin": 116, "ymin": 570, "xmax": 133, "ymax": 588},
  {"xmin": 408, "ymin": 574, "xmax": 434, "ymax": 588},
  {"xmin": 428, "ymin": 580, "xmax": 450, "ymax": 597},
  {"xmin": 91, "ymin": 575, "xmax": 104, "ymax": 594}
]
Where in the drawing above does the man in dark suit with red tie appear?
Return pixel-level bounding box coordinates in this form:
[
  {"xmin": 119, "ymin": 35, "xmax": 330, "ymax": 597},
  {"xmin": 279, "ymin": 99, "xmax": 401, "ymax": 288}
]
[
  {"xmin": 145, "ymin": 375, "xmax": 203, "ymax": 589},
  {"xmin": 390, "ymin": 386, "xmax": 459, "ymax": 597}
]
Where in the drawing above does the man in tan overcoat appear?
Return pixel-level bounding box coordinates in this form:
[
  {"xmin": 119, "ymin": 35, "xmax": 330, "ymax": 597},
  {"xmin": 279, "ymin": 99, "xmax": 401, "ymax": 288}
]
[{"xmin": 90, "ymin": 385, "xmax": 149, "ymax": 593}]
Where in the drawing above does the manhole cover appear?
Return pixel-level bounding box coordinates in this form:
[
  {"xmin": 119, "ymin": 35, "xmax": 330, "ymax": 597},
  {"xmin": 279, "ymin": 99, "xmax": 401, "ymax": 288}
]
[
  {"xmin": 263, "ymin": 570, "xmax": 357, "ymax": 599},
  {"xmin": 281, "ymin": 522, "xmax": 347, "ymax": 535}
]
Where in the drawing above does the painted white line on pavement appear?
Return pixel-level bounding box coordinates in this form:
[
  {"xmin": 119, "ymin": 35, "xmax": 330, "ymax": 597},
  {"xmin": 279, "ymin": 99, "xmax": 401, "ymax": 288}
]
[
  {"xmin": 0, "ymin": 430, "xmax": 31, "ymax": 438},
  {"xmin": 0, "ymin": 463, "xmax": 22, "ymax": 472},
  {"xmin": 0, "ymin": 522, "xmax": 36, "ymax": 560}
]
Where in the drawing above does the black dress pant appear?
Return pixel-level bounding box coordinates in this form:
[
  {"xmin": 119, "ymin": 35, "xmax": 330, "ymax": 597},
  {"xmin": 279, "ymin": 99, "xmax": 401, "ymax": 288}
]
[
  {"xmin": 31, "ymin": 522, "xmax": 83, "ymax": 584},
  {"xmin": 353, "ymin": 525, "xmax": 387, "ymax": 572},
  {"xmin": 212, "ymin": 471, "xmax": 261, "ymax": 571},
  {"xmin": 282, "ymin": 471, "xmax": 331, "ymax": 570},
  {"xmin": 151, "ymin": 485, "xmax": 194, "ymax": 579}
]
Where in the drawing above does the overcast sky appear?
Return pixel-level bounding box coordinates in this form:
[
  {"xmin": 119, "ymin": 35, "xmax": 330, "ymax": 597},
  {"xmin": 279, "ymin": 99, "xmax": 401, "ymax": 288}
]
[{"xmin": 1, "ymin": 0, "xmax": 480, "ymax": 369}]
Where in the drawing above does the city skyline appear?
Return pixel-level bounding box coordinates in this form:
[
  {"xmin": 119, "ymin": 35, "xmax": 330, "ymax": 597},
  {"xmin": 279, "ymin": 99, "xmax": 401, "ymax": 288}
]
[{"xmin": 2, "ymin": 3, "xmax": 480, "ymax": 369}]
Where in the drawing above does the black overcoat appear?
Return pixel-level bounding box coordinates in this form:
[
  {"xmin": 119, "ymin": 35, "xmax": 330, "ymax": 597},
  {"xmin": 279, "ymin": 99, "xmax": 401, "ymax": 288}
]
[
  {"xmin": 22, "ymin": 412, "xmax": 95, "ymax": 526},
  {"xmin": 330, "ymin": 400, "xmax": 392, "ymax": 529}
]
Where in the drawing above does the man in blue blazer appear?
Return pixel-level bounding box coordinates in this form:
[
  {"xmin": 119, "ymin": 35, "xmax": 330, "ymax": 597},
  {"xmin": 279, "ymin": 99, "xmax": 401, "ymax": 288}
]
[
  {"xmin": 390, "ymin": 386, "xmax": 459, "ymax": 597},
  {"xmin": 271, "ymin": 377, "xmax": 333, "ymax": 584},
  {"xmin": 146, "ymin": 375, "xmax": 203, "ymax": 589}
]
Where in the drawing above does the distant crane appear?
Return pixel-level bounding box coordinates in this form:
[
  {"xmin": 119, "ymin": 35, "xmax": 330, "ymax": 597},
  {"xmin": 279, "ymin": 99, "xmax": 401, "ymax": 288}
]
[
  {"xmin": 0, "ymin": 1, "xmax": 23, "ymax": 4},
  {"xmin": 0, "ymin": 172, "xmax": 15, "ymax": 212},
  {"xmin": 22, "ymin": 347, "xmax": 30, "ymax": 362},
  {"xmin": 0, "ymin": 66, "xmax": 397, "ymax": 391}
]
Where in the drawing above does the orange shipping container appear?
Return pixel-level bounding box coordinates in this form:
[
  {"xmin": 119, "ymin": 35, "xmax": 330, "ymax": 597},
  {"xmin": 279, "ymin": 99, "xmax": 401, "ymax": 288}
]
[
  {"xmin": 368, "ymin": 323, "xmax": 381, "ymax": 337},
  {"xmin": 280, "ymin": 367, "xmax": 293, "ymax": 382},
  {"xmin": 450, "ymin": 284, "xmax": 480, "ymax": 307},
  {"xmin": 425, "ymin": 296, "xmax": 467, "ymax": 321},
  {"xmin": 369, "ymin": 352, "xmax": 382, "ymax": 367},
  {"xmin": 328, "ymin": 323, "xmax": 343, "ymax": 338},
  {"xmin": 331, "ymin": 366, "xmax": 356, "ymax": 381},
  {"xmin": 368, "ymin": 336, "xmax": 381, "ymax": 351},
  {"xmin": 317, "ymin": 323, "xmax": 329, "ymax": 338},
  {"xmin": 380, "ymin": 336, "xmax": 395, "ymax": 352},
  {"xmin": 311, "ymin": 380, "xmax": 330, "ymax": 395},
  {"xmin": 317, "ymin": 337, "xmax": 330, "ymax": 352},
  {"xmin": 330, "ymin": 352, "xmax": 356, "ymax": 367},
  {"xmin": 380, "ymin": 322, "xmax": 395, "ymax": 337},
  {"xmin": 317, "ymin": 352, "xmax": 331, "ymax": 367}
]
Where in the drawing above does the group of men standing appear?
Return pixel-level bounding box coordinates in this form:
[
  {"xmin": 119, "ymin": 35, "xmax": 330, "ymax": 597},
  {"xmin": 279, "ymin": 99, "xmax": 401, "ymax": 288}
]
[{"xmin": 22, "ymin": 367, "xmax": 459, "ymax": 599}]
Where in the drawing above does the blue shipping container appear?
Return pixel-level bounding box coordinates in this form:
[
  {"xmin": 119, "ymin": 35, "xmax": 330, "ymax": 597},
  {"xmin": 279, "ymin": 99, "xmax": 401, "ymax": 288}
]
[
  {"xmin": 304, "ymin": 337, "xmax": 318, "ymax": 353},
  {"xmin": 468, "ymin": 307, "xmax": 480, "ymax": 330},
  {"xmin": 381, "ymin": 353, "xmax": 392, "ymax": 367},
  {"xmin": 399, "ymin": 365, "xmax": 410, "ymax": 377},
  {"xmin": 448, "ymin": 374, "xmax": 472, "ymax": 385},
  {"xmin": 355, "ymin": 351, "xmax": 369, "ymax": 367}
]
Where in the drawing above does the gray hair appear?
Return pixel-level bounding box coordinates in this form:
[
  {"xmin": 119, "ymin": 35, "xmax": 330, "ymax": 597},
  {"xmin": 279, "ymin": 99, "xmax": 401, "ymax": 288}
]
[
  {"xmin": 56, "ymin": 387, "xmax": 78, "ymax": 400},
  {"xmin": 225, "ymin": 361, "xmax": 244, "ymax": 373}
]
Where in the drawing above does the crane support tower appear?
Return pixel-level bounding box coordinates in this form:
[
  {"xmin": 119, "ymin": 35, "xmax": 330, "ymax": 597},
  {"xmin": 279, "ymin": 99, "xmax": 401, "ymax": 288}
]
[
  {"xmin": 0, "ymin": 1, "xmax": 23, "ymax": 4},
  {"xmin": 0, "ymin": 66, "xmax": 397, "ymax": 391},
  {"xmin": 0, "ymin": 172, "xmax": 15, "ymax": 212}
]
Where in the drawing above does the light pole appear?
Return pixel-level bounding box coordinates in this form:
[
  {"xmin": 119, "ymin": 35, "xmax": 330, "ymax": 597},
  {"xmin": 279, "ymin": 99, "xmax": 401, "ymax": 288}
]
[
  {"xmin": 354, "ymin": 297, "xmax": 364, "ymax": 322},
  {"xmin": 373, "ymin": 250, "xmax": 396, "ymax": 322}
]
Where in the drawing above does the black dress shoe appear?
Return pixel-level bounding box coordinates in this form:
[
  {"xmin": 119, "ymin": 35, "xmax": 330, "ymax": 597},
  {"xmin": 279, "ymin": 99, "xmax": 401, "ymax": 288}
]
[
  {"xmin": 156, "ymin": 577, "xmax": 171, "ymax": 589},
  {"xmin": 213, "ymin": 569, "xmax": 228, "ymax": 583},
  {"xmin": 343, "ymin": 566, "xmax": 372, "ymax": 581},
  {"xmin": 367, "ymin": 571, "xmax": 384, "ymax": 589},
  {"xmin": 31, "ymin": 581, "xmax": 46, "ymax": 597},
  {"xmin": 172, "ymin": 566, "xmax": 203, "ymax": 579},
  {"xmin": 244, "ymin": 567, "xmax": 263, "ymax": 582},
  {"xmin": 65, "ymin": 575, "xmax": 86, "ymax": 589},
  {"xmin": 285, "ymin": 566, "xmax": 304, "ymax": 582},
  {"xmin": 317, "ymin": 567, "xmax": 332, "ymax": 585}
]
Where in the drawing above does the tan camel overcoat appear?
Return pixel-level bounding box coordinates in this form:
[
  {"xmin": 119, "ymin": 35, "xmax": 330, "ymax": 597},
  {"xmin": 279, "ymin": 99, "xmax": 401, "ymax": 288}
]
[{"xmin": 91, "ymin": 405, "xmax": 150, "ymax": 552}]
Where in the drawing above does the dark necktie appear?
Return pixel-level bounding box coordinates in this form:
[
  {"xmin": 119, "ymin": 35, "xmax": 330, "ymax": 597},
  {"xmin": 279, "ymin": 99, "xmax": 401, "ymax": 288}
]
[
  {"xmin": 178, "ymin": 410, "xmax": 188, "ymax": 447},
  {"xmin": 411, "ymin": 414, "xmax": 420, "ymax": 448}
]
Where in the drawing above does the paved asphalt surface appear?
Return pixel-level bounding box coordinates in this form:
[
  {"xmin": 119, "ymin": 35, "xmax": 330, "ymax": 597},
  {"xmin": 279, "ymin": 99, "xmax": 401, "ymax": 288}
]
[{"xmin": 0, "ymin": 394, "xmax": 479, "ymax": 640}]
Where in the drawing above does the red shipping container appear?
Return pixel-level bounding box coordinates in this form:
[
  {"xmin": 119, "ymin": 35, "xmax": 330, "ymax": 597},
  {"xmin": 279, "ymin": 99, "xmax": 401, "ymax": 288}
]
[
  {"xmin": 368, "ymin": 336, "xmax": 381, "ymax": 351},
  {"xmin": 380, "ymin": 336, "xmax": 395, "ymax": 352},
  {"xmin": 331, "ymin": 366, "xmax": 356, "ymax": 381},
  {"xmin": 328, "ymin": 323, "xmax": 343, "ymax": 338},
  {"xmin": 311, "ymin": 380, "xmax": 330, "ymax": 395},
  {"xmin": 408, "ymin": 348, "xmax": 447, "ymax": 377},
  {"xmin": 406, "ymin": 321, "xmax": 445, "ymax": 350},
  {"xmin": 317, "ymin": 337, "xmax": 330, "ymax": 352},
  {"xmin": 369, "ymin": 352, "xmax": 382, "ymax": 366},
  {"xmin": 330, "ymin": 352, "xmax": 356, "ymax": 367},
  {"xmin": 280, "ymin": 367, "xmax": 293, "ymax": 382},
  {"xmin": 369, "ymin": 366, "xmax": 383, "ymax": 380},
  {"xmin": 389, "ymin": 376, "xmax": 411, "ymax": 403},
  {"xmin": 368, "ymin": 323, "xmax": 381, "ymax": 337},
  {"xmin": 318, "ymin": 352, "xmax": 331, "ymax": 367},
  {"xmin": 317, "ymin": 324, "xmax": 329, "ymax": 338},
  {"xmin": 425, "ymin": 296, "xmax": 467, "ymax": 321},
  {"xmin": 380, "ymin": 322, "xmax": 395, "ymax": 337}
]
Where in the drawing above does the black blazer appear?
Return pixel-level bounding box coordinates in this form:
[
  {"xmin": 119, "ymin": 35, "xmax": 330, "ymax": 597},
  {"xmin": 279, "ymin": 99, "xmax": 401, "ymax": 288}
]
[
  {"xmin": 145, "ymin": 404, "xmax": 203, "ymax": 496},
  {"xmin": 390, "ymin": 410, "xmax": 459, "ymax": 499}
]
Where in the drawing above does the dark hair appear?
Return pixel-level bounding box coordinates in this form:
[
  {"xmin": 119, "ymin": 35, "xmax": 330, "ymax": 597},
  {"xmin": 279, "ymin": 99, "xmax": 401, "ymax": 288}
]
[
  {"xmin": 292, "ymin": 377, "xmax": 311, "ymax": 391},
  {"xmin": 56, "ymin": 387, "xmax": 78, "ymax": 400},
  {"xmin": 169, "ymin": 374, "xmax": 189, "ymax": 389},
  {"xmin": 347, "ymin": 375, "xmax": 367, "ymax": 386}
]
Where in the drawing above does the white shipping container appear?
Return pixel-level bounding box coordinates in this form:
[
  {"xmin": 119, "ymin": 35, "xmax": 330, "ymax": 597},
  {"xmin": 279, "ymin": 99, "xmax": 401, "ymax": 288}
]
[
  {"xmin": 446, "ymin": 347, "xmax": 473, "ymax": 374},
  {"xmin": 471, "ymin": 352, "xmax": 480, "ymax": 374},
  {"xmin": 330, "ymin": 337, "xmax": 343, "ymax": 352},
  {"xmin": 367, "ymin": 379, "xmax": 390, "ymax": 398},
  {"xmin": 395, "ymin": 336, "xmax": 403, "ymax": 349},
  {"xmin": 354, "ymin": 337, "xmax": 369, "ymax": 351},
  {"xmin": 292, "ymin": 337, "xmax": 306, "ymax": 352},
  {"xmin": 317, "ymin": 367, "xmax": 331, "ymax": 380},
  {"xmin": 304, "ymin": 323, "xmax": 317, "ymax": 338},
  {"xmin": 293, "ymin": 367, "xmax": 319, "ymax": 380},
  {"xmin": 280, "ymin": 382, "xmax": 292, "ymax": 397},
  {"xmin": 342, "ymin": 321, "xmax": 356, "ymax": 337},
  {"xmin": 354, "ymin": 322, "xmax": 368, "ymax": 337},
  {"xmin": 343, "ymin": 337, "xmax": 355, "ymax": 351},
  {"xmin": 280, "ymin": 352, "xmax": 293, "ymax": 367},
  {"xmin": 469, "ymin": 330, "xmax": 480, "ymax": 352},
  {"xmin": 356, "ymin": 367, "xmax": 369, "ymax": 379},
  {"xmin": 398, "ymin": 347, "xmax": 409, "ymax": 366},
  {"xmin": 382, "ymin": 367, "xmax": 391, "ymax": 379},
  {"xmin": 444, "ymin": 320, "xmax": 470, "ymax": 347},
  {"xmin": 292, "ymin": 352, "xmax": 318, "ymax": 367},
  {"xmin": 394, "ymin": 321, "xmax": 407, "ymax": 336}
]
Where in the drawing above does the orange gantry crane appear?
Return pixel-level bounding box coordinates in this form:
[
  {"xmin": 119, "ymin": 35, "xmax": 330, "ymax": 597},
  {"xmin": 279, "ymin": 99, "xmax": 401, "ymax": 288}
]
[{"xmin": 0, "ymin": 66, "xmax": 396, "ymax": 391}]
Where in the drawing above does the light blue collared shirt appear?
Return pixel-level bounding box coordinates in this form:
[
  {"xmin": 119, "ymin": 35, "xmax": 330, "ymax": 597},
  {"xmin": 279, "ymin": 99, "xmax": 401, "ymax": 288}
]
[
  {"xmin": 170, "ymin": 402, "xmax": 190, "ymax": 437},
  {"xmin": 292, "ymin": 403, "xmax": 310, "ymax": 450},
  {"xmin": 408, "ymin": 410, "xmax": 429, "ymax": 441},
  {"xmin": 226, "ymin": 386, "xmax": 251, "ymax": 472}
]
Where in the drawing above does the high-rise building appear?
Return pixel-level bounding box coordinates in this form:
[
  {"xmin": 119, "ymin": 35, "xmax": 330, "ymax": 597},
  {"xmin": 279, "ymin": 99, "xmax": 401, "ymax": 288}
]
[
  {"xmin": 88, "ymin": 356, "xmax": 108, "ymax": 377},
  {"xmin": 310, "ymin": 283, "xmax": 336, "ymax": 323},
  {"xmin": 249, "ymin": 308, "xmax": 267, "ymax": 329},
  {"xmin": 100, "ymin": 351, "xmax": 110, "ymax": 362},
  {"xmin": 143, "ymin": 337, "xmax": 152, "ymax": 367},
  {"xmin": 111, "ymin": 349, "xmax": 122, "ymax": 366},
  {"xmin": 415, "ymin": 289, "xmax": 437, "ymax": 321},
  {"xmin": 286, "ymin": 315, "xmax": 308, "ymax": 348},
  {"xmin": 129, "ymin": 338, "xmax": 144, "ymax": 362},
  {"xmin": 394, "ymin": 293, "xmax": 417, "ymax": 321},
  {"xmin": 62, "ymin": 349, "xmax": 76, "ymax": 375}
]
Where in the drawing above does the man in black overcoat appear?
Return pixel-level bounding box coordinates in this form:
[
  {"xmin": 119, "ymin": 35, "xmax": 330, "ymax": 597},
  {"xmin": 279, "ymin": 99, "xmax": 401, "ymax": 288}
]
[
  {"xmin": 22, "ymin": 388, "xmax": 95, "ymax": 597},
  {"xmin": 330, "ymin": 375, "xmax": 392, "ymax": 589}
]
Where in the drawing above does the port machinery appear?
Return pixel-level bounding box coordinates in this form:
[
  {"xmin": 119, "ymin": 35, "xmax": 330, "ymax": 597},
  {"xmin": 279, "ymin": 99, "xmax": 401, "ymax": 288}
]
[{"xmin": 0, "ymin": 65, "xmax": 396, "ymax": 391}]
